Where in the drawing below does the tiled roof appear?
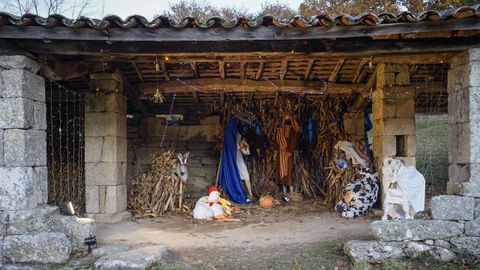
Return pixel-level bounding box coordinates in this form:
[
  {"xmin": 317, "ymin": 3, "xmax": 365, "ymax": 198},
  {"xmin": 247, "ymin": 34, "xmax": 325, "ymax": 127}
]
[{"xmin": 0, "ymin": 5, "xmax": 478, "ymax": 30}]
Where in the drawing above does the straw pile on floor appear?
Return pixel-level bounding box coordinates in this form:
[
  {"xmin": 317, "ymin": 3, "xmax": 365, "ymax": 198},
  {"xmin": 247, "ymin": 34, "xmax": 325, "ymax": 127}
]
[
  {"xmin": 128, "ymin": 151, "xmax": 189, "ymax": 217},
  {"xmin": 48, "ymin": 163, "xmax": 85, "ymax": 213}
]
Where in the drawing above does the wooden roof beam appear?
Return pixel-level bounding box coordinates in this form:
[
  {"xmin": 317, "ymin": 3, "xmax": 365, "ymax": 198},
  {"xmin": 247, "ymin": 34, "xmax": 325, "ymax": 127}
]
[
  {"xmin": 138, "ymin": 78, "xmax": 363, "ymax": 95},
  {"xmin": 352, "ymin": 58, "xmax": 369, "ymax": 83},
  {"xmin": 240, "ymin": 61, "xmax": 247, "ymax": 80},
  {"xmin": 256, "ymin": 61, "xmax": 265, "ymax": 80},
  {"xmin": 191, "ymin": 62, "xmax": 199, "ymax": 78},
  {"xmin": 329, "ymin": 58, "xmax": 345, "ymax": 82},
  {"xmin": 304, "ymin": 60, "xmax": 314, "ymax": 80},
  {"xmin": 132, "ymin": 62, "xmax": 144, "ymax": 82},
  {"xmin": 161, "ymin": 61, "xmax": 170, "ymax": 81},
  {"xmin": 219, "ymin": 61, "xmax": 225, "ymax": 79},
  {"xmin": 280, "ymin": 60, "xmax": 288, "ymax": 80}
]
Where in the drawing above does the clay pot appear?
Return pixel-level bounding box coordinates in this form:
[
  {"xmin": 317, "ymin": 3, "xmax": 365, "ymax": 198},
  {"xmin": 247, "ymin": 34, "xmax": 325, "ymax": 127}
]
[{"xmin": 259, "ymin": 195, "xmax": 275, "ymax": 208}]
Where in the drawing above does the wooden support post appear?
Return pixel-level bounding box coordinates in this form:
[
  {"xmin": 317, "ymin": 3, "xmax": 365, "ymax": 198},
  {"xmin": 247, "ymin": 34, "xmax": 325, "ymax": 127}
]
[
  {"xmin": 132, "ymin": 62, "xmax": 144, "ymax": 82},
  {"xmin": 240, "ymin": 61, "xmax": 247, "ymax": 80},
  {"xmin": 161, "ymin": 61, "xmax": 170, "ymax": 81},
  {"xmin": 191, "ymin": 62, "xmax": 199, "ymax": 78}
]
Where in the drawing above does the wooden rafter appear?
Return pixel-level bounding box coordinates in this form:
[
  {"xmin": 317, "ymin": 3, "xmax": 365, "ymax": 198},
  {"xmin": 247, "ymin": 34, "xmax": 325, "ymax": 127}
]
[
  {"xmin": 219, "ymin": 61, "xmax": 225, "ymax": 79},
  {"xmin": 191, "ymin": 62, "xmax": 199, "ymax": 78},
  {"xmin": 352, "ymin": 58, "xmax": 369, "ymax": 83},
  {"xmin": 240, "ymin": 62, "xmax": 247, "ymax": 80},
  {"xmin": 256, "ymin": 61, "xmax": 265, "ymax": 80},
  {"xmin": 138, "ymin": 78, "xmax": 363, "ymax": 95},
  {"xmin": 329, "ymin": 58, "xmax": 345, "ymax": 82},
  {"xmin": 193, "ymin": 91, "xmax": 202, "ymax": 108},
  {"xmin": 304, "ymin": 60, "xmax": 315, "ymax": 80},
  {"xmin": 280, "ymin": 60, "xmax": 288, "ymax": 80},
  {"xmin": 132, "ymin": 62, "xmax": 144, "ymax": 82},
  {"xmin": 161, "ymin": 61, "xmax": 170, "ymax": 81}
]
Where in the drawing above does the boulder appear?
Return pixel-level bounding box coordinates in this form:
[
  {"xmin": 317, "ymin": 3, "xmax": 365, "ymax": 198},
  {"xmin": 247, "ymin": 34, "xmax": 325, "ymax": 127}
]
[
  {"xmin": 404, "ymin": 242, "xmax": 431, "ymax": 257},
  {"xmin": 1, "ymin": 205, "xmax": 57, "ymax": 235},
  {"xmin": 434, "ymin": 240, "xmax": 451, "ymax": 249},
  {"xmin": 429, "ymin": 247, "xmax": 456, "ymax": 262},
  {"xmin": 450, "ymin": 236, "xmax": 480, "ymax": 255},
  {"xmin": 344, "ymin": 240, "xmax": 407, "ymax": 264},
  {"xmin": 430, "ymin": 195, "xmax": 475, "ymax": 221},
  {"xmin": 370, "ymin": 220, "xmax": 464, "ymax": 241},
  {"xmin": 94, "ymin": 245, "xmax": 167, "ymax": 270},
  {"xmin": 92, "ymin": 244, "xmax": 130, "ymax": 258},
  {"xmin": 48, "ymin": 214, "xmax": 96, "ymax": 251},
  {"xmin": 475, "ymin": 199, "xmax": 480, "ymax": 218},
  {"xmin": 3, "ymin": 232, "xmax": 72, "ymax": 264}
]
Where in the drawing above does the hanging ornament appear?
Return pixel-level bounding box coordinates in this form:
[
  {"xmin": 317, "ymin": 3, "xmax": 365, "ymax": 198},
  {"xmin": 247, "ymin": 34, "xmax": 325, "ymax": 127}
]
[{"xmin": 151, "ymin": 88, "xmax": 165, "ymax": 104}]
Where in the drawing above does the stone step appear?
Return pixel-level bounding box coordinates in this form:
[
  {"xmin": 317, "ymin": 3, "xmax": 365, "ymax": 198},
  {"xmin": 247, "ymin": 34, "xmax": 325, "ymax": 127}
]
[
  {"xmin": 94, "ymin": 245, "xmax": 167, "ymax": 270},
  {"xmin": 370, "ymin": 220, "xmax": 464, "ymax": 241}
]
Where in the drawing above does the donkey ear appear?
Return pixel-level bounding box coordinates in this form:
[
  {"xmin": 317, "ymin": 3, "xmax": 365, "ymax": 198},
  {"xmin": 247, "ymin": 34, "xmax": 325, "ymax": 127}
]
[
  {"xmin": 177, "ymin": 153, "xmax": 184, "ymax": 163},
  {"xmin": 184, "ymin": 152, "xmax": 190, "ymax": 163}
]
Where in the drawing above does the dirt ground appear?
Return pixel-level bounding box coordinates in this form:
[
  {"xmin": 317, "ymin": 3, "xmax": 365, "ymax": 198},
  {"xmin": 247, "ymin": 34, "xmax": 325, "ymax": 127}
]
[{"xmin": 94, "ymin": 200, "xmax": 376, "ymax": 269}]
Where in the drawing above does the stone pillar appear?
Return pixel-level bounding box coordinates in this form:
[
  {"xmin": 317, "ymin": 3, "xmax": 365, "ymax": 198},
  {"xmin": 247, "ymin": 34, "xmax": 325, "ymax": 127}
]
[
  {"xmin": 343, "ymin": 112, "xmax": 365, "ymax": 142},
  {"xmin": 84, "ymin": 73, "xmax": 128, "ymax": 216},
  {"xmin": 0, "ymin": 55, "xmax": 47, "ymax": 211},
  {"xmin": 447, "ymin": 48, "xmax": 480, "ymax": 197},
  {"xmin": 372, "ymin": 63, "xmax": 416, "ymax": 170}
]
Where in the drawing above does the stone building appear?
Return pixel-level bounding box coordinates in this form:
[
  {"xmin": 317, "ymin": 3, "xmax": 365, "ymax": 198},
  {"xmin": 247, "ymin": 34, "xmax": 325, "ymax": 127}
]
[{"xmin": 0, "ymin": 4, "xmax": 479, "ymax": 266}]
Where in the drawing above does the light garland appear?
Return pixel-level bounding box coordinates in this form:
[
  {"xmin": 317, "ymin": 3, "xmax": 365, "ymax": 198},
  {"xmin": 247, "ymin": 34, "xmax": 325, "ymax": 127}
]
[{"xmin": 159, "ymin": 92, "xmax": 176, "ymax": 148}]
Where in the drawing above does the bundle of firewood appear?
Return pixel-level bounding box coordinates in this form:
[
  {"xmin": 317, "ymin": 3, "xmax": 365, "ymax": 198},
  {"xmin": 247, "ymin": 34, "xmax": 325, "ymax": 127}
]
[{"xmin": 128, "ymin": 151, "xmax": 189, "ymax": 218}]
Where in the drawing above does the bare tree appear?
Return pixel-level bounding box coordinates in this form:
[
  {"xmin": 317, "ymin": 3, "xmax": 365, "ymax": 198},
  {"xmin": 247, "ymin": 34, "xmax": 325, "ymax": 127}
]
[
  {"xmin": 162, "ymin": 0, "xmax": 251, "ymax": 23},
  {"xmin": 4, "ymin": 0, "xmax": 91, "ymax": 17},
  {"xmin": 258, "ymin": 1, "xmax": 297, "ymax": 19},
  {"xmin": 299, "ymin": 0, "xmax": 399, "ymax": 17}
]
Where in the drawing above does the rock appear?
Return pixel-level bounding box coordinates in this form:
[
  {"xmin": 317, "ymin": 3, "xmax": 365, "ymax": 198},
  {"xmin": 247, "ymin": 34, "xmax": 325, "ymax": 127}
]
[
  {"xmin": 429, "ymin": 247, "xmax": 456, "ymax": 262},
  {"xmin": 92, "ymin": 244, "xmax": 130, "ymax": 258},
  {"xmin": 3, "ymin": 232, "xmax": 72, "ymax": 264},
  {"xmin": 0, "ymin": 167, "xmax": 37, "ymax": 211},
  {"xmin": 435, "ymin": 240, "xmax": 451, "ymax": 249},
  {"xmin": 370, "ymin": 220, "xmax": 464, "ymax": 241},
  {"xmin": 94, "ymin": 245, "xmax": 167, "ymax": 270},
  {"xmin": 404, "ymin": 242, "xmax": 431, "ymax": 257},
  {"xmin": 450, "ymin": 236, "xmax": 480, "ymax": 255},
  {"xmin": 414, "ymin": 209, "xmax": 432, "ymax": 220},
  {"xmin": 465, "ymin": 218, "xmax": 480, "ymax": 236},
  {"xmin": 2, "ymin": 264, "xmax": 45, "ymax": 270},
  {"xmin": 1, "ymin": 205, "xmax": 57, "ymax": 234},
  {"xmin": 424, "ymin": 240, "xmax": 434, "ymax": 245},
  {"xmin": 475, "ymin": 199, "xmax": 480, "ymax": 218},
  {"xmin": 344, "ymin": 240, "xmax": 407, "ymax": 264},
  {"xmin": 48, "ymin": 214, "xmax": 96, "ymax": 251},
  {"xmin": 430, "ymin": 195, "xmax": 475, "ymax": 221}
]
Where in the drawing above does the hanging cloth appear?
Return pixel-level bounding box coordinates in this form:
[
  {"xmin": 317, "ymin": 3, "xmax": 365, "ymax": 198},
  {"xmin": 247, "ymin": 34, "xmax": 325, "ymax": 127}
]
[
  {"xmin": 276, "ymin": 112, "xmax": 299, "ymax": 187},
  {"xmin": 218, "ymin": 118, "xmax": 247, "ymax": 204}
]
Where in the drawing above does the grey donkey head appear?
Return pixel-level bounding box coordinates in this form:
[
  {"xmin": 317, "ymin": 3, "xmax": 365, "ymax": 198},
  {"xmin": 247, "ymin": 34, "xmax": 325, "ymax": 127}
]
[{"xmin": 174, "ymin": 152, "xmax": 190, "ymax": 183}]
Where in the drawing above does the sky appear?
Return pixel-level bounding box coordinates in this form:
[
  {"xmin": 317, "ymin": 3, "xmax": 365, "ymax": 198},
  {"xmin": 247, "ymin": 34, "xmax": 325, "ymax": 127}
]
[{"xmin": 90, "ymin": 0, "xmax": 304, "ymax": 19}]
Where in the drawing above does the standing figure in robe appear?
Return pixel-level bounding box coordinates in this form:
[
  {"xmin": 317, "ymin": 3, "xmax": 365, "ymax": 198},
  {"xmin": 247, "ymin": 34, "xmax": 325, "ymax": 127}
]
[{"xmin": 276, "ymin": 112, "xmax": 299, "ymax": 194}]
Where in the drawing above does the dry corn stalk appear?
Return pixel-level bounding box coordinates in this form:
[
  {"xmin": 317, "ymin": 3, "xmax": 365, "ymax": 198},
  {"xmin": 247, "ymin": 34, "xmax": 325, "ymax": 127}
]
[
  {"xmin": 128, "ymin": 151, "xmax": 189, "ymax": 218},
  {"xmin": 324, "ymin": 163, "xmax": 360, "ymax": 206}
]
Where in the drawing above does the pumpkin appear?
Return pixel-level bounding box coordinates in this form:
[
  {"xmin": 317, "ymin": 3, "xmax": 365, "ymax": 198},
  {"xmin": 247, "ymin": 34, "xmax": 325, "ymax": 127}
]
[{"xmin": 259, "ymin": 195, "xmax": 275, "ymax": 208}]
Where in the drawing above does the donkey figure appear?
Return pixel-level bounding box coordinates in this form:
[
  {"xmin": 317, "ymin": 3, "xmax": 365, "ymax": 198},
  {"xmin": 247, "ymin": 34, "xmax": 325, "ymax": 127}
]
[{"xmin": 173, "ymin": 152, "xmax": 189, "ymax": 211}]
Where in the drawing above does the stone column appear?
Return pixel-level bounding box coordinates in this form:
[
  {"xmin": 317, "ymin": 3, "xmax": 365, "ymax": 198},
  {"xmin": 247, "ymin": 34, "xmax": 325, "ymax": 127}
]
[
  {"xmin": 343, "ymin": 111, "xmax": 365, "ymax": 142},
  {"xmin": 84, "ymin": 73, "xmax": 128, "ymax": 216},
  {"xmin": 372, "ymin": 63, "xmax": 416, "ymax": 170},
  {"xmin": 447, "ymin": 48, "xmax": 480, "ymax": 197},
  {"xmin": 0, "ymin": 55, "xmax": 47, "ymax": 211}
]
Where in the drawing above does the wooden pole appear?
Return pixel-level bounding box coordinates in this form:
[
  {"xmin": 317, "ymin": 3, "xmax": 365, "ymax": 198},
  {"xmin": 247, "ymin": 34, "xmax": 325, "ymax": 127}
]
[{"xmin": 178, "ymin": 181, "xmax": 184, "ymax": 211}]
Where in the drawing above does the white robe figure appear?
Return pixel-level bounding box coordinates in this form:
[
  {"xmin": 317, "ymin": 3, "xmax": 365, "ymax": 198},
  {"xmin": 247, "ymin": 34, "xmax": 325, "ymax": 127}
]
[
  {"xmin": 236, "ymin": 133, "xmax": 250, "ymax": 181},
  {"xmin": 193, "ymin": 188, "xmax": 226, "ymax": 220}
]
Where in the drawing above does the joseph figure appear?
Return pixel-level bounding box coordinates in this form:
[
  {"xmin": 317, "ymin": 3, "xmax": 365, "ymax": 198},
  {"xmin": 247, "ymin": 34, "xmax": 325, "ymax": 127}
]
[{"xmin": 276, "ymin": 112, "xmax": 299, "ymax": 194}]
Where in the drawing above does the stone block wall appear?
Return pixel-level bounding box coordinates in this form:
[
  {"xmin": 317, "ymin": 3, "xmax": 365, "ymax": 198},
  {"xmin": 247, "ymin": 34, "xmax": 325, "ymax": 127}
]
[
  {"xmin": 84, "ymin": 73, "xmax": 128, "ymax": 215},
  {"xmin": 127, "ymin": 116, "xmax": 221, "ymax": 199}
]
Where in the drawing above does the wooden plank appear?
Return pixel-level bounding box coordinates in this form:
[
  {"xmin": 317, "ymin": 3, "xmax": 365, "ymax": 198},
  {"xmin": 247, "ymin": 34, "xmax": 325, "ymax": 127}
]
[
  {"xmin": 304, "ymin": 60, "xmax": 315, "ymax": 80},
  {"xmin": 132, "ymin": 62, "xmax": 144, "ymax": 82},
  {"xmin": 219, "ymin": 61, "xmax": 225, "ymax": 79},
  {"xmin": 256, "ymin": 61, "xmax": 265, "ymax": 80},
  {"xmin": 328, "ymin": 58, "xmax": 345, "ymax": 82},
  {"xmin": 352, "ymin": 58, "xmax": 369, "ymax": 83},
  {"xmin": 191, "ymin": 62, "xmax": 199, "ymax": 78},
  {"xmin": 2, "ymin": 18, "xmax": 479, "ymax": 42},
  {"xmin": 138, "ymin": 78, "xmax": 363, "ymax": 95},
  {"xmin": 193, "ymin": 91, "xmax": 202, "ymax": 108},
  {"xmin": 240, "ymin": 62, "xmax": 247, "ymax": 80},
  {"xmin": 161, "ymin": 61, "xmax": 170, "ymax": 81},
  {"xmin": 280, "ymin": 60, "xmax": 288, "ymax": 80}
]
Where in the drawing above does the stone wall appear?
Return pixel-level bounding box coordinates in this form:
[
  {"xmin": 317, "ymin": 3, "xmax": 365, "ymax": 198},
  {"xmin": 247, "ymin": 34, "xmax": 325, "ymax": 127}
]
[
  {"xmin": 127, "ymin": 115, "xmax": 221, "ymax": 199},
  {"xmin": 345, "ymin": 195, "xmax": 480, "ymax": 263},
  {"xmin": 0, "ymin": 55, "xmax": 95, "ymax": 268}
]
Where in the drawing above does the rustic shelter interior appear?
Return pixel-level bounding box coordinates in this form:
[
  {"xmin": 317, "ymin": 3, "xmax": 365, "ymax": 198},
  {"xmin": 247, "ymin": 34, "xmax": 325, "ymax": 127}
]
[{"xmin": 0, "ymin": 4, "xmax": 480, "ymax": 267}]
